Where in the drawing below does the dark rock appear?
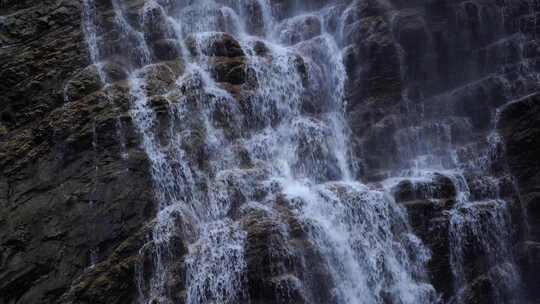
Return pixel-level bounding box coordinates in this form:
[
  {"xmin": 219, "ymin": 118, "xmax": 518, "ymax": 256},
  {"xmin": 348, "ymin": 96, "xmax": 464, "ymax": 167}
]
[
  {"xmin": 64, "ymin": 65, "xmax": 104, "ymax": 103},
  {"xmin": 518, "ymin": 241, "xmax": 540, "ymax": 302},
  {"xmin": 186, "ymin": 32, "xmax": 244, "ymax": 58},
  {"xmin": 354, "ymin": 115, "xmax": 400, "ymax": 178},
  {"xmin": 277, "ymin": 15, "xmax": 322, "ymax": 45},
  {"xmin": 101, "ymin": 61, "xmax": 129, "ymax": 82},
  {"xmin": 403, "ymin": 206, "xmax": 454, "ymax": 301},
  {"xmin": 343, "ymin": 12, "xmax": 404, "ymax": 178},
  {"xmin": 241, "ymin": 205, "xmax": 334, "ymax": 304},
  {"xmin": 0, "ymin": 0, "xmax": 88, "ymax": 129},
  {"xmin": 457, "ymin": 274, "xmax": 496, "ymax": 304},
  {"xmin": 139, "ymin": 60, "xmax": 184, "ymax": 96},
  {"xmin": 211, "ymin": 57, "xmax": 247, "ymax": 85},
  {"xmin": 151, "ymin": 39, "xmax": 181, "ymax": 62},
  {"xmin": 0, "ymin": 92, "xmax": 155, "ymax": 303},
  {"xmin": 499, "ymin": 94, "xmax": 540, "ymax": 241},
  {"xmin": 140, "ymin": 2, "xmax": 171, "ymax": 43},
  {"xmin": 58, "ymin": 224, "xmax": 152, "ymax": 304},
  {"xmin": 499, "ymin": 93, "xmax": 540, "ymax": 301},
  {"xmin": 392, "ymin": 10, "xmax": 430, "ymax": 59},
  {"xmin": 0, "ymin": 3, "xmax": 155, "ymax": 301},
  {"xmin": 392, "ymin": 173, "xmax": 457, "ymax": 203},
  {"xmin": 63, "ymin": 62, "xmax": 126, "ymax": 103},
  {"xmin": 253, "ymin": 40, "xmax": 270, "ymax": 57}
]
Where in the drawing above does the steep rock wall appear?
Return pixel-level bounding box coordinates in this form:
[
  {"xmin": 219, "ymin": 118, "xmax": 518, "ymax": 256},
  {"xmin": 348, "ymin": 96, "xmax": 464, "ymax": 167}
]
[{"xmin": 0, "ymin": 1, "xmax": 155, "ymax": 303}]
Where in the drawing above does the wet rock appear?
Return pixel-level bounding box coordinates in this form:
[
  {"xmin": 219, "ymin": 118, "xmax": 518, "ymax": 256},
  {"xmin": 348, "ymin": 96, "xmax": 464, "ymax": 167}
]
[
  {"xmin": 252, "ymin": 40, "xmax": 270, "ymax": 57},
  {"xmin": 242, "ymin": 208, "xmax": 303, "ymax": 303},
  {"xmin": 101, "ymin": 61, "xmax": 129, "ymax": 82},
  {"xmin": 499, "ymin": 93, "xmax": 540, "ymax": 301},
  {"xmin": 121, "ymin": 0, "xmax": 149, "ymax": 24},
  {"xmin": 186, "ymin": 32, "xmax": 244, "ymax": 58},
  {"xmin": 0, "ymin": 0, "xmax": 88, "ymax": 129},
  {"xmin": 392, "ymin": 173, "xmax": 457, "ymax": 203},
  {"xmin": 59, "ymin": 224, "xmax": 152, "ymax": 304},
  {"xmin": 454, "ymin": 260, "xmax": 524, "ymax": 304},
  {"xmin": 150, "ymin": 39, "xmax": 181, "ymax": 61},
  {"xmin": 139, "ymin": 60, "xmax": 184, "ymax": 96},
  {"xmin": 355, "ymin": 115, "xmax": 400, "ymax": 179},
  {"xmin": 0, "ymin": 3, "xmax": 155, "ymax": 298},
  {"xmin": 421, "ymin": 215, "xmax": 454, "ymax": 300},
  {"xmin": 344, "ymin": 13, "xmax": 403, "ymax": 178},
  {"xmin": 140, "ymin": 1, "xmax": 171, "ymax": 43},
  {"xmin": 181, "ymin": 32, "xmax": 258, "ymax": 88},
  {"xmin": 499, "ymin": 94, "xmax": 540, "ymax": 241},
  {"xmin": 64, "ymin": 65, "xmax": 104, "ymax": 103},
  {"xmin": 211, "ymin": 57, "xmax": 247, "ymax": 85},
  {"xmin": 457, "ymin": 273, "xmax": 496, "ymax": 304},
  {"xmin": 235, "ymin": 0, "xmax": 265, "ymax": 36},
  {"xmin": 350, "ymin": 14, "xmax": 401, "ymax": 106},
  {"xmin": 292, "ymin": 118, "xmax": 342, "ymax": 182},
  {"xmin": 393, "ymin": 175, "xmax": 458, "ymax": 301},
  {"xmin": 0, "ymin": 91, "xmax": 155, "ymax": 303},
  {"xmin": 63, "ymin": 62, "xmax": 128, "ymax": 102},
  {"xmin": 464, "ymin": 173, "xmax": 517, "ymax": 202},
  {"xmin": 518, "ymin": 241, "xmax": 540, "ymax": 302},
  {"xmin": 241, "ymin": 205, "xmax": 333, "ymax": 304},
  {"xmin": 277, "ymin": 15, "xmax": 322, "ymax": 45},
  {"xmin": 392, "ymin": 9, "xmax": 430, "ymax": 58}
]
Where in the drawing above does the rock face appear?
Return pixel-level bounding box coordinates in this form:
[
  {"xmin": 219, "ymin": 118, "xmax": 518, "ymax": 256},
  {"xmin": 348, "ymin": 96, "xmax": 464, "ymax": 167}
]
[
  {"xmin": 0, "ymin": 1, "xmax": 155, "ymax": 303},
  {"xmin": 0, "ymin": 0, "xmax": 539, "ymax": 304},
  {"xmin": 498, "ymin": 93, "xmax": 540, "ymax": 302}
]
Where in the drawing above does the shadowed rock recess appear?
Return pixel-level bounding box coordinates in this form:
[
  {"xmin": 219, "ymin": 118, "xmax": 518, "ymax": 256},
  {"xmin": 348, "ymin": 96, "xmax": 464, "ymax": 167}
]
[{"xmin": 1, "ymin": 0, "xmax": 539, "ymax": 303}]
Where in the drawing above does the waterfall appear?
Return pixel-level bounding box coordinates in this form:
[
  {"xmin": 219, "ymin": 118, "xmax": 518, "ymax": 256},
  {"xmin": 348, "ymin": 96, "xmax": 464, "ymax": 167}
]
[
  {"xmin": 385, "ymin": 1, "xmax": 536, "ymax": 303},
  {"xmin": 78, "ymin": 0, "xmax": 538, "ymax": 303},
  {"xmin": 81, "ymin": 0, "xmax": 103, "ymax": 81}
]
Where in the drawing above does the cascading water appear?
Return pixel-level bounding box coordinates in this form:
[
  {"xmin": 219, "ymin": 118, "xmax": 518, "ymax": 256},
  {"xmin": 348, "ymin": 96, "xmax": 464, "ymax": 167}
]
[
  {"xmin": 77, "ymin": 0, "xmax": 538, "ymax": 303},
  {"xmin": 383, "ymin": 1, "xmax": 540, "ymax": 303}
]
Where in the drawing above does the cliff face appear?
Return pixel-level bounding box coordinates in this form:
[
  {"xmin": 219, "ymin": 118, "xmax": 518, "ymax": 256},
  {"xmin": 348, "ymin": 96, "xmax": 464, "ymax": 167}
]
[
  {"xmin": 0, "ymin": 0, "xmax": 539, "ymax": 304},
  {"xmin": 0, "ymin": 1, "xmax": 154, "ymax": 302}
]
